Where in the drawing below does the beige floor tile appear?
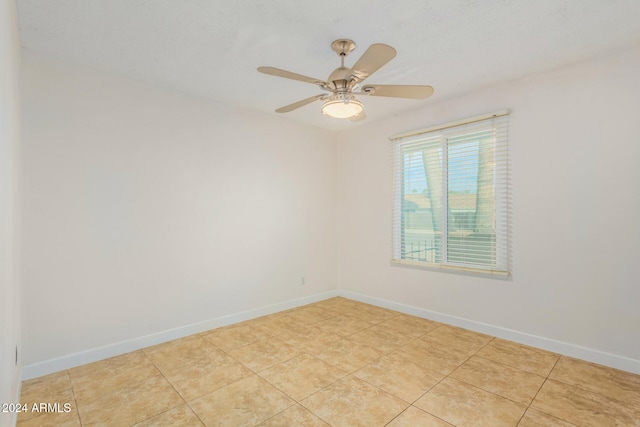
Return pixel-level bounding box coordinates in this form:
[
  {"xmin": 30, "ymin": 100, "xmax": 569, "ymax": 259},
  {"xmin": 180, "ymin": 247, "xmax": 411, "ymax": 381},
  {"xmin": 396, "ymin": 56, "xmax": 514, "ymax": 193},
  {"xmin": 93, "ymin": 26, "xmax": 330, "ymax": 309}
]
[
  {"xmin": 337, "ymin": 299, "xmax": 368, "ymax": 308},
  {"xmin": 394, "ymin": 338, "xmax": 469, "ymax": 375},
  {"xmin": 353, "ymin": 353, "xmax": 444, "ymax": 403},
  {"xmin": 17, "ymin": 387, "xmax": 78, "ymax": 425},
  {"xmin": 285, "ymin": 304, "xmax": 337, "ymax": 325},
  {"xmin": 517, "ymin": 408, "xmax": 577, "ymax": 426},
  {"xmin": 549, "ymin": 356, "xmax": 640, "ymax": 411},
  {"xmin": 20, "ymin": 370, "xmax": 72, "ymax": 400},
  {"xmin": 278, "ymin": 320, "xmax": 318, "ymax": 337},
  {"xmin": 143, "ymin": 336, "xmax": 223, "ymax": 373},
  {"xmin": 313, "ymin": 338, "xmax": 383, "ymax": 373},
  {"xmin": 386, "ymin": 406, "xmax": 454, "ymax": 427},
  {"xmin": 378, "ymin": 314, "xmax": 441, "ymax": 337},
  {"xmin": 311, "ymin": 297, "xmax": 356, "ymax": 312},
  {"xmin": 75, "ymin": 374, "xmax": 182, "ymax": 426},
  {"xmin": 259, "ymin": 353, "xmax": 348, "ymax": 401},
  {"xmin": 530, "ymin": 379, "xmax": 640, "ymax": 427},
  {"xmin": 477, "ymin": 338, "xmax": 560, "ymax": 377},
  {"xmin": 247, "ymin": 313, "xmax": 297, "ymax": 338},
  {"xmin": 359, "ymin": 303, "xmax": 399, "ymax": 316},
  {"xmin": 163, "ymin": 351, "xmax": 253, "ymax": 401},
  {"xmin": 16, "ymin": 404, "xmax": 81, "ymax": 427},
  {"xmin": 450, "ymin": 356, "xmax": 545, "ymax": 405},
  {"xmin": 18, "ymin": 371, "xmax": 74, "ymax": 422},
  {"xmin": 314, "ymin": 315, "xmax": 373, "ymax": 337},
  {"xmin": 202, "ymin": 323, "xmax": 267, "ymax": 351},
  {"xmin": 414, "ymin": 377, "xmax": 526, "ymax": 427},
  {"xmin": 279, "ymin": 324, "xmax": 342, "ymax": 355},
  {"xmin": 189, "ymin": 375, "xmax": 295, "ymax": 427},
  {"xmin": 345, "ymin": 305, "xmax": 399, "ymax": 324},
  {"xmin": 300, "ymin": 376, "xmax": 408, "ymax": 427},
  {"xmin": 132, "ymin": 404, "xmax": 204, "ymax": 426},
  {"xmin": 247, "ymin": 314, "xmax": 311, "ymax": 338},
  {"xmin": 348, "ymin": 324, "xmax": 415, "ymax": 354},
  {"xmin": 258, "ymin": 404, "xmax": 330, "ymax": 426},
  {"xmin": 422, "ymin": 325, "xmax": 493, "ymax": 357},
  {"xmin": 228, "ymin": 338, "xmax": 300, "ymax": 372},
  {"xmin": 69, "ymin": 350, "xmax": 160, "ymax": 402}
]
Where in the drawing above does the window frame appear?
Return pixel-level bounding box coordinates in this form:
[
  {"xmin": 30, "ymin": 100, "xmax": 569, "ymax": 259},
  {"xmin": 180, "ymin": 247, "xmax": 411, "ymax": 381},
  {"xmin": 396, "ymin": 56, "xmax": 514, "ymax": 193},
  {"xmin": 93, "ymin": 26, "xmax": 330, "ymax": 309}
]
[{"xmin": 390, "ymin": 110, "xmax": 511, "ymax": 277}]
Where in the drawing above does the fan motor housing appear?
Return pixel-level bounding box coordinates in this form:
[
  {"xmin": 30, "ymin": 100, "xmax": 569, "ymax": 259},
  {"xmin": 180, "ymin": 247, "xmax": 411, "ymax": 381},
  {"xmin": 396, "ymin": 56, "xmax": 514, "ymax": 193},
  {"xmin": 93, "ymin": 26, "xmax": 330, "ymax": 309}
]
[{"xmin": 328, "ymin": 66, "xmax": 352, "ymax": 90}]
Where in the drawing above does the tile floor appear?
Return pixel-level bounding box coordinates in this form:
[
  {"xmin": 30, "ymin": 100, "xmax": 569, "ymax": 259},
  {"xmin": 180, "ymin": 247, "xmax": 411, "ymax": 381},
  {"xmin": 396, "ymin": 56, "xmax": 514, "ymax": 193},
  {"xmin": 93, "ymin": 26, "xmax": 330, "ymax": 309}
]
[{"xmin": 17, "ymin": 297, "xmax": 640, "ymax": 426}]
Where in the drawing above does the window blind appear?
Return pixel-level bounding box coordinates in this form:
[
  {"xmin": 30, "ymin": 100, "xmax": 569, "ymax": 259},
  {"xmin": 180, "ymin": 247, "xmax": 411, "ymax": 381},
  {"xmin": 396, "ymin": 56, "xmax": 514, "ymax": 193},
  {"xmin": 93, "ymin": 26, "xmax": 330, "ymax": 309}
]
[{"xmin": 391, "ymin": 111, "xmax": 511, "ymax": 275}]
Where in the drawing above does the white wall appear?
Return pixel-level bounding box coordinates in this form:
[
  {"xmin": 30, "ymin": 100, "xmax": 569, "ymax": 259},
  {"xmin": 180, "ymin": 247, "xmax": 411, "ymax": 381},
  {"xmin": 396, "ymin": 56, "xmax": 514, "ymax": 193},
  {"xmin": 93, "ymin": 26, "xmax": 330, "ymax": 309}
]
[
  {"xmin": 0, "ymin": 0, "xmax": 22, "ymax": 425},
  {"xmin": 337, "ymin": 46, "xmax": 640, "ymax": 364},
  {"xmin": 21, "ymin": 53, "xmax": 337, "ymax": 369}
]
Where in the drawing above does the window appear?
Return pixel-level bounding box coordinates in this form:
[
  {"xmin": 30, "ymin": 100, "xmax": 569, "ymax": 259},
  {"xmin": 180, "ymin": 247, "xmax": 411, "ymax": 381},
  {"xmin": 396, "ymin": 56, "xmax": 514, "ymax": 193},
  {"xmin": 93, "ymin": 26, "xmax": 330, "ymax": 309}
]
[{"xmin": 391, "ymin": 111, "xmax": 511, "ymax": 275}]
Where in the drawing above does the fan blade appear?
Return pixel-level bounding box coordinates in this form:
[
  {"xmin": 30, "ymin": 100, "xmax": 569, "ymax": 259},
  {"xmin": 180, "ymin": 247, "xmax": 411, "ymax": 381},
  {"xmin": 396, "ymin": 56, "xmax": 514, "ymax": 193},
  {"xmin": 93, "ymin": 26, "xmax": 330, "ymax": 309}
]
[
  {"xmin": 350, "ymin": 111, "xmax": 367, "ymax": 122},
  {"xmin": 275, "ymin": 94, "xmax": 326, "ymax": 113},
  {"xmin": 258, "ymin": 66, "xmax": 327, "ymax": 86},
  {"xmin": 361, "ymin": 84, "xmax": 434, "ymax": 99},
  {"xmin": 348, "ymin": 44, "xmax": 397, "ymax": 82}
]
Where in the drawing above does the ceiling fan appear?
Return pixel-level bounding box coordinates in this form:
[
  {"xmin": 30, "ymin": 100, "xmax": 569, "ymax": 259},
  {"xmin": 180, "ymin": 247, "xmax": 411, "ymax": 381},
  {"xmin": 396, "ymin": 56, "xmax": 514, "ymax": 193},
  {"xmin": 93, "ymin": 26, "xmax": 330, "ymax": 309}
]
[{"xmin": 258, "ymin": 39, "xmax": 434, "ymax": 121}]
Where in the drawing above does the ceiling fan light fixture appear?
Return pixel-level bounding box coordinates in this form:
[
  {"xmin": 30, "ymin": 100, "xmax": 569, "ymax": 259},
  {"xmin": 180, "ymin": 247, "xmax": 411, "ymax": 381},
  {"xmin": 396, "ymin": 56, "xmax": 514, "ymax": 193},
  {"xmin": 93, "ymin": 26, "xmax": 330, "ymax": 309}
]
[
  {"xmin": 258, "ymin": 39, "xmax": 433, "ymax": 119},
  {"xmin": 321, "ymin": 96, "xmax": 364, "ymax": 119}
]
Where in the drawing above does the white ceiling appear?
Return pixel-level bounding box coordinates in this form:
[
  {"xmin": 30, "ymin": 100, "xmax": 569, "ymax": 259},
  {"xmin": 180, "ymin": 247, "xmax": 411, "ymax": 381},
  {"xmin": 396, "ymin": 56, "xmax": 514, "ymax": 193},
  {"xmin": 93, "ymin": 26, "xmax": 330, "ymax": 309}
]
[{"xmin": 16, "ymin": 0, "xmax": 640, "ymax": 130}]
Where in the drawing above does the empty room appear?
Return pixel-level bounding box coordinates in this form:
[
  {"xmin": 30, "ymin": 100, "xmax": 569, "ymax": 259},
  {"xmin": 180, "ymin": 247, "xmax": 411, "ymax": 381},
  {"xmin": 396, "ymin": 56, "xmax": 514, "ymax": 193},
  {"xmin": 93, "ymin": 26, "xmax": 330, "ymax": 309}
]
[{"xmin": 2, "ymin": 0, "xmax": 640, "ymax": 426}]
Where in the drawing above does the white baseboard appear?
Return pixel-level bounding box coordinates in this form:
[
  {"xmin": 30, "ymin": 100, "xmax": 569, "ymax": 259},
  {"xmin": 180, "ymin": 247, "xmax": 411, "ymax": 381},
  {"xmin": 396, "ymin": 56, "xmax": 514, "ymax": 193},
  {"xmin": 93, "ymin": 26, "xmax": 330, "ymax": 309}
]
[
  {"xmin": 337, "ymin": 290, "xmax": 640, "ymax": 375},
  {"xmin": 22, "ymin": 290, "xmax": 338, "ymax": 380}
]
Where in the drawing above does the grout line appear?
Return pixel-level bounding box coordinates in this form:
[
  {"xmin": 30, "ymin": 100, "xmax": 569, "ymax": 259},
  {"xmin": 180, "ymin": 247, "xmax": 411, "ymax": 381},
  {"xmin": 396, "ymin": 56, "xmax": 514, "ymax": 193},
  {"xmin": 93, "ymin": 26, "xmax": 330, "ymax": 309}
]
[
  {"xmin": 513, "ymin": 354, "xmax": 563, "ymax": 426},
  {"xmin": 383, "ymin": 405, "xmax": 412, "ymax": 426},
  {"xmin": 67, "ymin": 369, "xmax": 84, "ymax": 427},
  {"xmin": 253, "ymin": 402, "xmax": 298, "ymax": 426},
  {"xmin": 123, "ymin": 352, "xmax": 188, "ymax": 426}
]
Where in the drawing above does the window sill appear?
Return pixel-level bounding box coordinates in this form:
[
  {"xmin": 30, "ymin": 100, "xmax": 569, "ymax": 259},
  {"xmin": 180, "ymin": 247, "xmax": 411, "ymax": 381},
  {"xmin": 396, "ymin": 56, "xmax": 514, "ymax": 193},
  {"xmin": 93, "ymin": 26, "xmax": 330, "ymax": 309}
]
[{"xmin": 390, "ymin": 259, "xmax": 511, "ymax": 279}]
